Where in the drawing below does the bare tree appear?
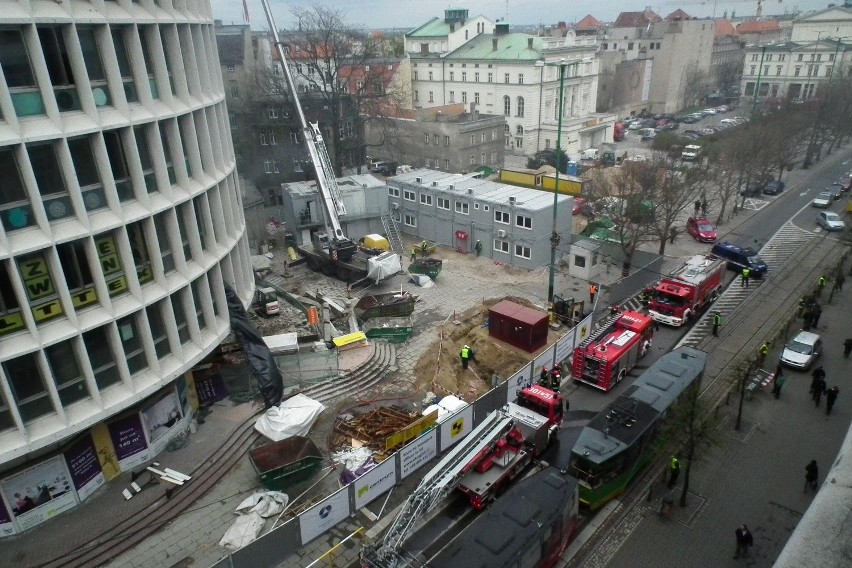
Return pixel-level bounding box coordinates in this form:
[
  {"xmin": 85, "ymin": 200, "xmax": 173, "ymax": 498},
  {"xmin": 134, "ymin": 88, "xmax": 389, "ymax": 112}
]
[
  {"xmin": 652, "ymin": 159, "xmax": 708, "ymax": 255},
  {"xmin": 682, "ymin": 65, "xmax": 710, "ymax": 109},
  {"xmin": 713, "ymin": 59, "xmax": 742, "ymax": 92}
]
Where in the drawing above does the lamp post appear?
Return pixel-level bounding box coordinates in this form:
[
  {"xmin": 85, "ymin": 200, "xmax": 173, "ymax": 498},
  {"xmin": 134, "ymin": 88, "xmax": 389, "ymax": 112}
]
[{"xmin": 537, "ymin": 58, "xmax": 585, "ymax": 305}]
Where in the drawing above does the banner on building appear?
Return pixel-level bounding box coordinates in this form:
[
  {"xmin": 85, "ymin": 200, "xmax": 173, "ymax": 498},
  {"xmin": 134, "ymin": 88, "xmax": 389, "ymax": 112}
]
[
  {"xmin": 1, "ymin": 456, "xmax": 78, "ymax": 531},
  {"xmin": 299, "ymin": 488, "xmax": 350, "ymax": 545},
  {"xmin": 108, "ymin": 414, "xmax": 150, "ymax": 471},
  {"xmin": 141, "ymin": 388, "xmax": 183, "ymax": 455},
  {"xmin": 64, "ymin": 435, "xmax": 105, "ymax": 502},
  {"xmin": 0, "ymin": 492, "xmax": 15, "ymax": 537}
]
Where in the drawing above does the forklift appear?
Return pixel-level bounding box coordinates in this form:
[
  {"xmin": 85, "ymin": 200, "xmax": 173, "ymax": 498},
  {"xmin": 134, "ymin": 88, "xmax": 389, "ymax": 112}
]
[{"xmin": 254, "ymin": 287, "xmax": 280, "ymax": 317}]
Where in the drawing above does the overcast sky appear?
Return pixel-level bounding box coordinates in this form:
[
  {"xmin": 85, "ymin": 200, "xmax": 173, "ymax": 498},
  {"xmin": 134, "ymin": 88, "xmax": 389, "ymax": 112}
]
[{"xmin": 213, "ymin": 1, "xmax": 831, "ymax": 31}]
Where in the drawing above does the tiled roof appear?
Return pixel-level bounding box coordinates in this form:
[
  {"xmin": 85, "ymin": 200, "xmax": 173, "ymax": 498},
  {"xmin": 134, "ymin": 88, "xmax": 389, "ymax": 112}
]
[
  {"xmin": 614, "ymin": 9, "xmax": 662, "ymax": 28},
  {"xmin": 216, "ymin": 34, "xmax": 245, "ymax": 66},
  {"xmin": 445, "ymin": 32, "xmax": 542, "ymax": 61},
  {"xmin": 736, "ymin": 20, "xmax": 781, "ymax": 34},
  {"xmin": 665, "ymin": 9, "xmax": 691, "ymax": 21},
  {"xmin": 714, "ymin": 19, "xmax": 739, "ymax": 38},
  {"xmin": 575, "ymin": 14, "xmax": 602, "ymax": 30}
]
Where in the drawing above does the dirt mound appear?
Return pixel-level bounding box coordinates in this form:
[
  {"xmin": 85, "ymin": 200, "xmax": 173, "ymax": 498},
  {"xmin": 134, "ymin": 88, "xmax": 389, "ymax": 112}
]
[{"xmin": 413, "ymin": 297, "xmax": 557, "ymax": 401}]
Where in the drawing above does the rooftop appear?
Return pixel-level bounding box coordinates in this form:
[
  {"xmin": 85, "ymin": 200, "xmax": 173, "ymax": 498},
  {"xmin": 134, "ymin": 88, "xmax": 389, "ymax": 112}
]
[
  {"xmin": 614, "ymin": 9, "xmax": 662, "ymax": 28},
  {"xmin": 444, "ymin": 32, "xmax": 543, "ymax": 61},
  {"xmin": 736, "ymin": 20, "xmax": 781, "ymax": 34},
  {"xmin": 575, "ymin": 14, "xmax": 603, "ymax": 30},
  {"xmin": 215, "ymin": 33, "xmax": 246, "ymax": 66}
]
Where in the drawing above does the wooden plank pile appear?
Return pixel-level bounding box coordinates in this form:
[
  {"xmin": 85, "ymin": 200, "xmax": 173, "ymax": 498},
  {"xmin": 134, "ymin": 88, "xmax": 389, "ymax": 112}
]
[{"xmin": 334, "ymin": 407, "xmax": 421, "ymax": 452}]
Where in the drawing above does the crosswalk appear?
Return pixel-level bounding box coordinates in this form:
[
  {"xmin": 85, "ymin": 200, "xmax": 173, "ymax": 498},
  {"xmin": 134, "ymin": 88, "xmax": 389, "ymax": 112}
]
[{"xmin": 676, "ymin": 221, "xmax": 816, "ymax": 348}]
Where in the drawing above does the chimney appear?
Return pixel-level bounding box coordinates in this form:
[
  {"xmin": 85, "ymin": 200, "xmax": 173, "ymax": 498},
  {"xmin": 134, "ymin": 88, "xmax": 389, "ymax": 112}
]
[
  {"xmin": 493, "ymin": 38, "xmax": 498, "ymax": 51},
  {"xmin": 528, "ymin": 37, "xmax": 533, "ymax": 49}
]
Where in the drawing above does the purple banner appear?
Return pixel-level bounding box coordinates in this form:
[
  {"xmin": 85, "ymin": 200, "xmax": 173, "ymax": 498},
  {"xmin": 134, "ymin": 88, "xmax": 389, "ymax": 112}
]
[
  {"xmin": 0, "ymin": 493, "xmax": 11, "ymax": 524},
  {"xmin": 194, "ymin": 372, "xmax": 229, "ymax": 405},
  {"xmin": 108, "ymin": 414, "xmax": 148, "ymax": 461},
  {"xmin": 64, "ymin": 436, "xmax": 101, "ymax": 492}
]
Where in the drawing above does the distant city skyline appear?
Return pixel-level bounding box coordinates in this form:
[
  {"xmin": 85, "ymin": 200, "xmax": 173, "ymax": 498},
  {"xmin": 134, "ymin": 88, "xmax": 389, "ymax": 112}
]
[{"xmin": 213, "ymin": 0, "xmax": 833, "ymax": 31}]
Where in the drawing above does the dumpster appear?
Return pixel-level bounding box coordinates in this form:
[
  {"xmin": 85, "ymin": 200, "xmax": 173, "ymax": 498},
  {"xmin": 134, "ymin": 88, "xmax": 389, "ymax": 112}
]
[
  {"xmin": 248, "ymin": 436, "xmax": 324, "ymax": 491},
  {"xmin": 363, "ymin": 316, "xmax": 414, "ymax": 343}
]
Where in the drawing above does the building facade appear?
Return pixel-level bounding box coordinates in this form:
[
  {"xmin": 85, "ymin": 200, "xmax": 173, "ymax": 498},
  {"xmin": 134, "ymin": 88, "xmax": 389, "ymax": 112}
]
[
  {"xmin": 790, "ymin": 4, "xmax": 852, "ymax": 42},
  {"xmin": 0, "ymin": 0, "xmax": 252, "ymax": 514},
  {"xmin": 406, "ymin": 10, "xmax": 614, "ymax": 159},
  {"xmin": 387, "ymin": 169, "xmax": 572, "ymax": 268}
]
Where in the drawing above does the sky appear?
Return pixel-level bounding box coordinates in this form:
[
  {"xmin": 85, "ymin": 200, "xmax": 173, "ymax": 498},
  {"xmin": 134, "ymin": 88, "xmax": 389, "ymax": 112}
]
[{"xmin": 212, "ymin": 0, "xmax": 833, "ymax": 31}]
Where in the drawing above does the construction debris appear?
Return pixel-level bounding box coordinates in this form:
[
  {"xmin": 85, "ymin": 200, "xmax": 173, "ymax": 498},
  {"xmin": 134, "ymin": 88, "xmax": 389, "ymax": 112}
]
[{"xmin": 332, "ymin": 407, "xmax": 425, "ymax": 453}]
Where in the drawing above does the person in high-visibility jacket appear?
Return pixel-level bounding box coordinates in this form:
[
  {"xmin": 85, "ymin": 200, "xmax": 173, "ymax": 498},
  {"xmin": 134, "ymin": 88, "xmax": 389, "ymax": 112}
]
[
  {"xmin": 460, "ymin": 345, "xmax": 474, "ymax": 369},
  {"xmin": 817, "ymin": 275, "xmax": 827, "ymax": 297},
  {"xmin": 758, "ymin": 341, "xmax": 769, "ymax": 362}
]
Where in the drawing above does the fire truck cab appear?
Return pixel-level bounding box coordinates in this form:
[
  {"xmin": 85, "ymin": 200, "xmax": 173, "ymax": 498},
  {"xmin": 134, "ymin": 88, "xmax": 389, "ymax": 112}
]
[{"xmin": 571, "ymin": 311, "xmax": 654, "ymax": 391}]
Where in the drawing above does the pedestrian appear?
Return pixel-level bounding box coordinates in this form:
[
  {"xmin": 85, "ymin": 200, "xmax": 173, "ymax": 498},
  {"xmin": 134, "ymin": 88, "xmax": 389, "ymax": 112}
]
[
  {"xmin": 803, "ymin": 307, "xmax": 814, "ymax": 330},
  {"xmin": 589, "ymin": 283, "xmax": 598, "ymax": 304},
  {"xmin": 804, "ymin": 460, "xmax": 819, "ymax": 493},
  {"xmin": 734, "ymin": 524, "xmax": 753, "ymax": 559},
  {"xmin": 826, "ymin": 386, "xmax": 839, "ymax": 415},
  {"xmin": 669, "ymin": 226, "xmax": 677, "ymax": 244},
  {"xmin": 758, "ymin": 341, "xmax": 769, "ymax": 362},
  {"xmin": 712, "ymin": 312, "xmax": 722, "ymax": 337},
  {"xmin": 816, "ymin": 275, "xmax": 827, "ymax": 297},
  {"xmin": 410, "ymin": 249, "xmax": 417, "ymax": 262},
  {"xmin": 701, "ymin": 198, "xmax": 708, "ymax": 216},
  {"xmin": 459, "ymin": 344, "xmax": 474, "ymax": 370},
  {"xmin": 810, "ymin": 366, "xmax": 825, "ymax": 393},
  {"xmin": 844, "ymin": 338, "xmax": 852, "ymax": 358},
  {"xmin": 667, "ymin": 456, "xmax": 681, "ymax": 488},
  {"xmin": 741, "ymin": 267, "xmax": 750, "ymax": 288},
  {"xmin": 474, "ymin": 239, "xmax": 482, "ymax": 257},
  {"xmin": 835, "ymin": 273, "xmax": 845, "ymax": 291},
  {"xmin": 811, "ymin": 304, "xmax": 822, "ymax": 328},
  {"xmin": 694, "ymin": 199, "xmax": 701, "ymax": 214},
  {"xmin": 813, "ymin": 377, "xmax": 827, "ymax": 407},
  {"xmin": 772, "ymin": 364, "xmax": 786, "ymax": 399},
  {"xmin": 797, "ymin": 296, "xmax": 807, "ymax": 318}
]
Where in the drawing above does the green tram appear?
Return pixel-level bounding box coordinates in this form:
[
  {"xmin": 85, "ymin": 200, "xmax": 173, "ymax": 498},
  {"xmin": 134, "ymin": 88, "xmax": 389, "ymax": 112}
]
[{"xmin": 569, "ymin": 347, "xmax": 707, "ymax": 509}]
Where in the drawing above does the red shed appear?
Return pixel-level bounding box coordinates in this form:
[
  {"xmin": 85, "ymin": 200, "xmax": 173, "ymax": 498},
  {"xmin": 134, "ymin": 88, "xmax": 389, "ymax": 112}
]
[{"xmin": 488, "ymin": 300, "xmax": 549, "ymax": 353}]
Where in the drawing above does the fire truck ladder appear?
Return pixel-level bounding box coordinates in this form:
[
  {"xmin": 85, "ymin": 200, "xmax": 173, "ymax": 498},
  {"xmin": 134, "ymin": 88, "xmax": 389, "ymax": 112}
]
[
  {"xmin": 577, "ymin": 313, "xmax": 622, "ymax": 350},
  {"xmin": 376, "ymin": 410, "xmax": 514, "ymax": 563}
]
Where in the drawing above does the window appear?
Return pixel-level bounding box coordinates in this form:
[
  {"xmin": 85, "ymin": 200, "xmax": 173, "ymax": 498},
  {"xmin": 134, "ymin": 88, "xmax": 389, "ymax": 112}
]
[
  {"xmin": 518, "ymin": 73, "xmax": 524, "ymax": 84},
  {"xmin": 517, "ymin": 96, "xmax": 525, "ymax": 117},
  {"xmin": 388, "ymin": 187, "xmax": 400, "ymax": 197},
  {"xmin": 147, "ymin": 301, "xmax": 172, "ymax": 359},
  {"xmin": 763, "ymin": 66, "xmax": 769, "ymax": 75},
  {"xmin": 461, "ymin": 72, "xmax": 467, "ymax": 82},
  {"xmin": 628, "ymin": 42, "xmax": 634, "ymax": 50},
  {"xmin": 3, "ymin": 353, "xmax": 53, "ymax": 422},
  {"xmin": 413, "ymin": 90, "xmax": 418, "ymax": 101},
  {"xmin": 574, "ymin": 255, "xmax": 586, "ymax": 268},
  {"xmin": 134, "ymin": 125, "xmax": 157, "ymax": 193},
  {"xmin": 455, "ymin": 201, "xmax": 469, "ymax": 215},
  {"xmin": 444, "ymin": 135, "xmax": 450, "ymax": 146},
  {"xmin": 230, "ymin": 80, "xmax": 239, "ymax": 98},
  {"xmin": 776, "ymin": 66, "xmax": 782, "ymax": 76},
  {"xmin": 226, "ymin": 64, "xmax": 235, "ymax": 72},
  {"xmin": 264, "ymin": 159, "xmax": 272, "ymax": 173},
  {"xmin": 503, "ymin": 95, "xmax": 511, "ymax": 116},
  {"xmin": 45, "ymin": 340, "xmax": 89, "ymax": 406},
  {"xmin": 176, "ymin": 203, "xmax": 192, "ymax": 262},
  {"xmin": 0, "ymin": 148, "xmax": 33, "ymax": 232},
  {"xmin": 444, "ymin": 159, "xmax": 450, "ymax": 169},
  {"xmin": 474, "ymin": 72, "xmax": 479, "ymax": 82},
  {"xmin": 290, "ymin": 131, "xmax": 300, "ymax": 144},
  {"xmin": 794, "ymin": 66, "xmax": 801, "ymax": 77},
  {"xmin": 516, "ymin": 214, "xmax": 532, "ymax": 229},
  {"xmin": 449, "ymin": 71, "xmax": 454, "ymax": 81},
  {"xmin": 404, "ymin": 214, "xmax": 417, "ymax": 227},
  {"xmin": 437, "ymin": 197, "xmax": 450, "ymax": 210},
  {"xmin": 474, "ymin": 92, "xmax": 480, "ymax": 104},
  {"xmin": 449, "ymin": 90, "xmax": 455, "ymax": 102},
  {"xmin": 428, "ymin": 71, "xmax": 433, "ymax": 81},
  {"xmin": 127, "ymin": 220, "xmax": 153, "ymax": 284},
  {"xmin": 516, "ymin": 125, "xmax": 524, "ymax": 136},
  {"xmin": 514, "ymin": 244, "xmax": 531, "ymax": 259},
  {"xmin": 171, "ymin": 292, "xmax": 190, "ymax": 344},
  {"xmin": 494, "ymin": 239, "xmax": 509, "ymax": 253},
  {"xmin": 826, "ymin": 66, "xmax": 833, "ymax": 77},
  {"xmin": 424, "ymin": 133, "xmax": 430, "ymax": 144},
  {"xmin": 268, "ymin": 107, "xmax": 278, "ymax": 118},
  {"xmin": 750, "ymin": 65, "xmax": 756, "ymax": 75},
  {"xmin": 470, "ymin": 133, "xmax": 476, "ymax": 145},
  {"xmin": 83, "ymin": 325, "xmax": 121, "ymax": 389},
  {"xmin": 272, "ymin": 159, "xmax": 279, "ymax": 173},
  {"xmin": 480, "ymin": 132, "xmax": 486, "ymax": 143},
  {"xmin": 495, "ymin": 210, "xmax": 509, "ymax": 224},
  {"xmin": 490, "ymin": 151, "xmax": 496, "ymax": 163},
  {"xmin": 469, "ymin": 155, "xmax": 475, "ymax": 164},
  {"xmin": 29, "ymin": 142, "xmax": 74, "ymax": 221},
  {"xmin": 57, "ymin": 240, "xmax": 95, "ymax": 308},
  {"xmin": 260, "ymin": 132, "xmax": 267, "ymax": 145},
  {"xmin": 487, "ymin": 72, "xmax": 493, "ymax": 83},
  {"xmin": 432, "ymin": 134, "xmax": 439, "ymax": 145},
  {"xmin": 190, "ymin": 278, "xmax": 208, "ymax": 332},
  {"xmin": 413, "ymin": 70, "xmax": 418, "ymax": 80},
  {"xmin": 481, "ymin": 152, "xmax": 486, "ymax": 163},
  {"xmin": 504, "ymin": 73, "xmax": 510, "ymax": 83},
  {"xmin": 404, "ymin": 189, "xmax": 415, "ymax": 201},
  {"xmin": 797, "ymin": 54, "xmax": 803, "ymax": 61},
  {"xmin": 293, "ymin": 159, "xmax": 302, "ymax": 172},
  {"xmin": 420, "ymin": 193, "xmax": 433, "ymax": 205},
  {"xmin": 429, "ymin": 91, "xmax": 434, "ymax": 102},
  {"xmin": 462, "ymin": 91, "xmax": 467, "ymax": 103},
  {"xmin": 751, "ymin": 54, "xmax": 759, "ymax": 61},
  {"xmin": 779, "ymin": 54, "xmax": 785, "ymax": 61},
  {"xmin": 829, "ymin": 53, "xmax": 835, "ymax": 62}
]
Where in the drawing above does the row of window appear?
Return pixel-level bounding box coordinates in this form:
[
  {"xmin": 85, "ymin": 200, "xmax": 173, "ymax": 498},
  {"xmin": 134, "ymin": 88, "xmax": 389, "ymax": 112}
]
[
  {"xmin": 493, "ymin": 239, "xmax": 531, "ymax": 259},
  {"xmin": 388, "ymin": 188, "xmax": 533, "ymax": 228},
  {"xmin": 421, "ymin": 151, "xmax": 499, "ymax": 169},
  {"xmin": 0, "ymin": 274, "xmax": 220, "ymax": 430},
  {"xmin": 748, "ymin": 64, "xmax": 834, "ymax": 78},
  {"xmin": 414, "ymin": 70, "xmax": 524, "ymax": 85},
  {"xmin": 601, "ymin": 41, "xmax": 662, "ymax": 51},
  {"xmin": 422, "ymin": 130, "xmax": 499, "ymax": 147},
  {"xmin": 743, "ymin": 81, "xmax": 818, "ymax": 100},
  {"xmin": 751, "ymin": 52, "xmax": 834, "ymax": 63},
  {"xmin": 0, "ymin": 21, "xmax": 217, "ymax": 120}
]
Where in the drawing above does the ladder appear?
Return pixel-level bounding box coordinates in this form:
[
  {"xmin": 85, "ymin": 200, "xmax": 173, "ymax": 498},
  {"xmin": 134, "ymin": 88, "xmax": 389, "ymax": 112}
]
[
  {"xmin": 381, "ymin": 214, "xmax": 405, "ymax": 257},
  {"xmin": 378, "ymin": 410, "xmax": 514, "ymax": 561},
  {"xmin": 577, "ymin": 313, "xmax": 622, "ymax": 350}
]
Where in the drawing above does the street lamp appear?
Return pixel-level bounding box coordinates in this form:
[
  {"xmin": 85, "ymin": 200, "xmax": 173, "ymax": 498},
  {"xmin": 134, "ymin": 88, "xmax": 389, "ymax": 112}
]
[{"xmin": 535, "ymin": 58, "xmax": 587, "ymax": 304}]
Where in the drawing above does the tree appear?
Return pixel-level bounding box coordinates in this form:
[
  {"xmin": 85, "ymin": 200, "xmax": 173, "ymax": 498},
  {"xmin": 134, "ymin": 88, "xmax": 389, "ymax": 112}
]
[
  {"xmin": 682, "ymin": 65, "xmax": 710, "ymax": 109},
  {"xmin": 713, "ymin": 59, "xmax": 742, "ymax": 92},
  {"xmin": 527, "ymin": 148, "xmax": 569, "ymax": 171},
  {"xmin": 651, "ymin": 160, "xmax": 708, "ymax": 255},
  {"xmin": 659, "ymin": 381, "xmax": 721, "ymax": 507}
]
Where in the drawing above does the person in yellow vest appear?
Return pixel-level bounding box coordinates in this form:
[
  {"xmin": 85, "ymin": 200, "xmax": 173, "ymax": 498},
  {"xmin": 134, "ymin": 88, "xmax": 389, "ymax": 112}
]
[
  {"xmin": 741, "ymin": 267, "xmax": 750, "ymax": 288},
  {"xmin": 758, "ymin": 341, "xmax": 769, "ymax": 362},
  {"xmin": 817, "ymin": 275, "xmax": 827, "ymax": 297},
  {"xmin": 460, "ymin": 345, "xmax": 474, "ymax": 369},
  {"xmin": 668, "ymin": 456, "xmax": 681, "ymax": 488}
]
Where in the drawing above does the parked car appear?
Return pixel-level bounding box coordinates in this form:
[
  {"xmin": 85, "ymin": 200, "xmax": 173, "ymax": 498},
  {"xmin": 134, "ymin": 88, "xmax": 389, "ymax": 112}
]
[
  {"xmin": 639, "ymin": 128, "xmax": 656, "ymax": 141},
  {"xmin": 701, "ymin": 108, "xmax": 717, "ymax": 116},
  {"xmin": 628, "ymin": 120, "xmax": 645, "ymax": 131},
  {"xmin": 811, "ymin": 191, "xmax": 834, "ymax": 208},
  {"xmin": 780, "ymin": 330, "xmax": 822, "ymax": 370},
  {"xmin": 740, "ymin": 174, "xmax": 775, "ymax": 197},
  {"xmin": 711, "ymin": 241, "xmax": 768, "ymax": 277},
  {"xmin": 679, "ymin": 115, "xmax": 700, "ymax": 124},
  {"xmin": 370, "ymin": 161, "xmax": 399, "ymax": 176},
  {"xmin": 763, "ymin": 180, "xmax": 786, "ymax": 195},
  {"xmin": 816, "ymin": 211, "xmax": 846, "ymax": 231},
  {"xmin": 682, "ymin": 130, "xmax": 703, "ymax": 139},
  {"xmin": 832, "ymin": 176, "xmax": 851, "ymax": 191},
  {"xmin": 686, "ymin": 217, "xmax": 717, "ymax": 242},
  {"xmin": 826, "ymin": 186, "xmax": 843, "ymax": 200}
]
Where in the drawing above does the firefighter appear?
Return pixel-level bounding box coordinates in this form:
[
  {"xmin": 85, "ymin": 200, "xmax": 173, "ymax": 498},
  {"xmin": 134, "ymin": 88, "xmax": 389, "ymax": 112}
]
[
  {"xmin": 539, "ymin": 366, "xmax": 549, "ymax": 385},
  {"xmin": 549, "ymin": 366, "xmax": 562, "ymax": 390},
  {"xmin": 460, "ymin": 345, "xmax": 474, "ymax": 369}
]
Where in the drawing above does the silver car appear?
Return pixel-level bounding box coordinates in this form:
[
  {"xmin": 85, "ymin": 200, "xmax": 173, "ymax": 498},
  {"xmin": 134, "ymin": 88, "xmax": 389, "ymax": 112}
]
[
  {"xmin": 781, "ymin": 331, "xmax": 823, "ymax": 370},
  {"xmin": 811, "ymin": 191, "xmax": 833, "ymax": 208},
  {"xmin": 816, "ymin": 211, "xmax": 846, "ymax": 231}
]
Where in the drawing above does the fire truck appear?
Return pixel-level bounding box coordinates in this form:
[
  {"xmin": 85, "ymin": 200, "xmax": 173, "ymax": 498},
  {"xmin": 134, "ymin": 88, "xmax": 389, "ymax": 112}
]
[
  {"xmin": 648, "ymin": 254, "xmax": 725, "ymax": 326},
  {"xmin": 571, "ymin": 311, "xmax": 654, "ymax": 391},
  {"xmin": 363, "ymin": 385, "xmax": 564, "ymax": 566}
]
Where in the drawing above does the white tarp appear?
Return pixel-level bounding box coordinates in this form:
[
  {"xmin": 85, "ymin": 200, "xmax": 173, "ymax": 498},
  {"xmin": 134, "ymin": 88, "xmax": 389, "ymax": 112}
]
[
  {"xmin": 263, "ymin": 333, "xmax": 299, "ymax": 355},
  {"xmin": 409, "ymin": 274, "xmax": 434, "ymax": 288},
  {"xmin": 367, "ymin": 252, "xmax": 401, "ymax": 283},
  {"xmin": 422, "ymin": 395, "xmax": 469, "ymax": 423},
  {"xmin": 250, "ymin": 255, "xmax": 272, "ymax": 271},
  {"xmin": 255, "ymin": 394, "xmax": 326, "ymax": 441},
  {"xmin": 219, "ymin": 491, "xmax": 289, "ymax": 550}
]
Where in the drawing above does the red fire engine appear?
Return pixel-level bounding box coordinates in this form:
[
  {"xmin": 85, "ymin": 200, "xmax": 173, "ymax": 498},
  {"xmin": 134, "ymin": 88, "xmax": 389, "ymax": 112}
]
[
  {"xmin": 648, "ymin": 254, "xmax": 725, "ymax": 326},
  {"xmin": 571, "ymin": 311, "xmax": 654, "ymax": 391}
]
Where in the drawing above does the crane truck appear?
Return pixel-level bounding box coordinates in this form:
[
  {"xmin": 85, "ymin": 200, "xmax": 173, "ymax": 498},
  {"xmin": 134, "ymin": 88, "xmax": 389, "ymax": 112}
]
[
  {"xmin": 259, "ymin": 0, "xmax": 400, "ymax": 286},
  {"xmin": 362, "ymin": 385, "xmax": 564, "ymax": 566},
  {"xmin": 648, "ymin": 254, "xmax": 725, "ymax": 326}
]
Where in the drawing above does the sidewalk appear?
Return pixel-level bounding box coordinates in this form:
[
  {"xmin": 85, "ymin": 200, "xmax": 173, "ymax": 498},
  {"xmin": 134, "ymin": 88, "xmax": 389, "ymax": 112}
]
[{"xmin": 591, "ymin": 274, "xmax": 852, "ymax": 568}]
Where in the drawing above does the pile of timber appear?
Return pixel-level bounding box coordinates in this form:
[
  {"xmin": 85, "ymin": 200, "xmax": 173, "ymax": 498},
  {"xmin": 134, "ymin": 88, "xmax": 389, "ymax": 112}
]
[{"xmin": 334, "ymin": 407, "xmax": 421, "ymax": 451}]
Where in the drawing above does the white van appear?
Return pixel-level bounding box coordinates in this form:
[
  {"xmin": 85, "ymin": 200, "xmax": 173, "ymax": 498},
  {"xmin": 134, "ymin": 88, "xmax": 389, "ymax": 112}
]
[
  {"xmin": 681, "ymin": 145, "xmax": 702, "ymax": 161},
  {"xmin": 580, "ymin": 148, "xmax": 599, "ymax": 161}
]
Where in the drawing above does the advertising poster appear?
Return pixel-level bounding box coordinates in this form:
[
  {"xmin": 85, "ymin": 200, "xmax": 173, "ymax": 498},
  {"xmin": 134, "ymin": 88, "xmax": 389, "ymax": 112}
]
[
  {"xmin": 141, "ymin": 389, "xmax": 183, "ymax": 454},
  {"xmin": 108, "ymin": 414, "xmax": 150, "ymax": 471},
  {"xmin": 505, "ymin": 363, "xmax": 533, "ymax": 405},
  {"xmin": 554, "ymin": 328, "xmax": 576, "ymax": 366},
  {"xmin": 400, "ymin": 430, "xmax": 437, "ymax": 479},
  {"xmin": 193, "ymin": 369, "xmax": 229, "ymax": 405},
  {"xmin": 0, "ymin": 492, "xmax": 16, "ymax": 537},
  {"xmin": 299, "ymin": 488, "xmax": 350, "ymax": 545},
  {"xmin": 63, "ymin": 435, "xmax": 105, "ymax": 502},
  {"xmin": 439, "ymin": 404, "xmax": 474, "ymax": 452},
  {"xmin": 576, "ymin": 314, "xmax": 594, "ymax": 346},
  {"xmin": 1, "ymin": 455, "xmax": 78, "ymax": 531},
  {"xmin": 353, "ymin": 458, "xmax": 396, "ymax": 509}
]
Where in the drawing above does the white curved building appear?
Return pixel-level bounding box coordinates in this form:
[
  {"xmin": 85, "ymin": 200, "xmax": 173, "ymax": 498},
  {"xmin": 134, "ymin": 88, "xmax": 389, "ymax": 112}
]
[{"xmin": 0, "ymin": 0, "xmax": 252, "ymax": 472}]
